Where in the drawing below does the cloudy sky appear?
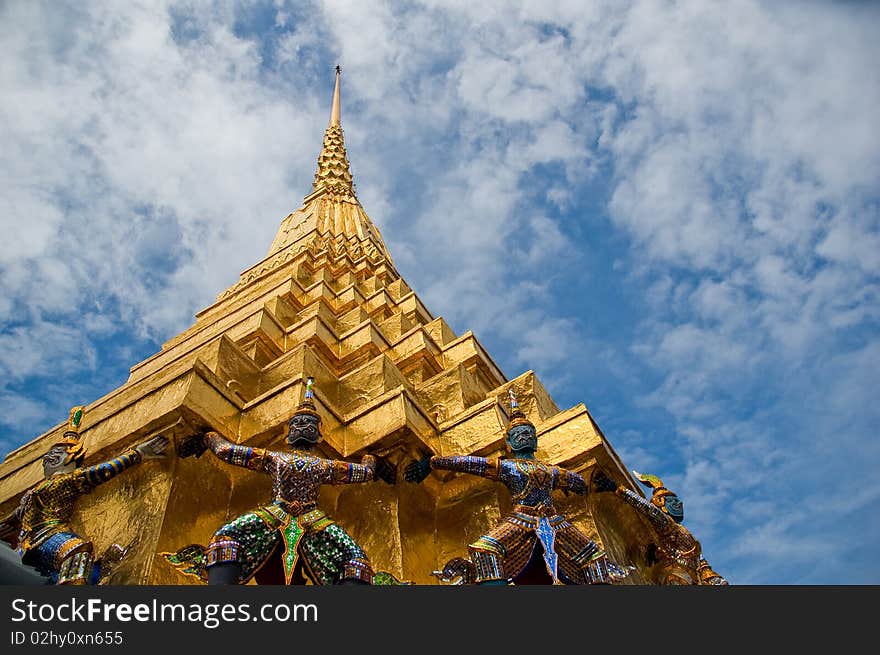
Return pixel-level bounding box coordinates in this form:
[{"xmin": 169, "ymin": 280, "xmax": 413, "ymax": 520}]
[{"xmin": 2, "ymin": 0, "xmax": 878, "ymax": 584}]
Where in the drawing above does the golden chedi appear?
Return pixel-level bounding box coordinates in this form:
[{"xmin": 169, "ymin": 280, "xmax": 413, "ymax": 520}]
[{"xmin": 0, "ymin": 69, "xmax": 722, "ymax": 585}]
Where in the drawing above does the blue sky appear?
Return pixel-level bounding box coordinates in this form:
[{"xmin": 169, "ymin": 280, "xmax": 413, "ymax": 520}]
[{"xmin": 1, "ymin": 0, "xmax": 878, "ymax": 584}]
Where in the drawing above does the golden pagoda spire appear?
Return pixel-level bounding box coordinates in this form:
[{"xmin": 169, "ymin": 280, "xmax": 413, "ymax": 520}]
[
  {"xmin": 262, "ymin": 66, "xmax": 392, "ymax": 263},
  {"xmin": 313, "ymin": 65, "xmax": 354, "ymax": 195}
]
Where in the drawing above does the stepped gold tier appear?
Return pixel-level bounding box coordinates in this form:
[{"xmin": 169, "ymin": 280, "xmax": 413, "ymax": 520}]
[{"xmin": 0, "ymin": 70, "xmax": 668, "ymax": 585}]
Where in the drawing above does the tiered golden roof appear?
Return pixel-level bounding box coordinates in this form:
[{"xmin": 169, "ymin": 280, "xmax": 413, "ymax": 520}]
[{"xmin": 0, "ymin": 70, "xmax": 650, "ymax": 584}]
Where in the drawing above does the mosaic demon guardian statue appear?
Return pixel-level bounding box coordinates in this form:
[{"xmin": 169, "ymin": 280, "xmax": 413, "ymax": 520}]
[
  {"xmin": 165, "ymin": 378, "xmax": 397, "ymax": 585},
  {"xmin": 407, "ymin": 390, "xmax": 630, "ymax": 585},
  {"xmin": 592, "ymin": 469, "xmax": 728, "ymax": 585},
  {"xmin": 0, "ymin": 407, "xmax": 168, "ymax": 584}
]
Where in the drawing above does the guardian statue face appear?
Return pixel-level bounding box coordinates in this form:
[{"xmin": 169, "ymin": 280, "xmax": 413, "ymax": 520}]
[
  {"xmin": 287, "ymin": 412, "xmax": 321, "ymax": 447},
  {"xmin": 506, "ymin": 424, "xmax": 537, "ymax": 454},
  {"xmin": 658, "ymin": 494, "xmax": 684, "ymax": 524},
  {"xmin": 42, "ymin": 445, "xmax": 76, "ymax": 477}
]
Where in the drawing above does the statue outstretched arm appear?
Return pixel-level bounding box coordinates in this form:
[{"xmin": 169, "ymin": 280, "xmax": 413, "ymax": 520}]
[
  {"xmin": 429, "ymin": 455, "xmax": 500, "ymax": 480},
  {"xmin": 616, "ymin": 488, "xmax": 670, "ymax": 531},
  {"xmin": 75, "ymin": 448, "xmax": 143, "ymax": 488},
  {"xmin": 593, "ymin": 471, "xmax": 669, "ymax": 531},
  {"xmin": 197, "ymin": 431, "xmax": 271, "ymax": 473},
  {"xmin": 323, "ymin": 454, "xmax": 376, "ymax": 485},
  {"xmin": 404, "ymin": 453, "xmax": 498, "ymax": 483},
  {"xmin": 71, "ymin": 434, "xmax": 165, "ymax": 489},
  {"xmin": 74, "ymin": 434, "xmax": 168, "ymax": 488}
]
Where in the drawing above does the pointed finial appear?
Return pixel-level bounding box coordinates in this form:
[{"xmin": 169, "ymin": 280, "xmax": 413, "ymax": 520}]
[
  {"xmin": 58, "ymin": 405, "xmax": 87, "ymax": 464},
  {"xmin": 293, "ymin": 375, "xmax": 319, "ymax": 415},
  {"xmin": 68, "ymin": 406, "xmax": 85, "ymax": 432},
  {"xmin": 505, "ymin": 387, "xmax": 534, "ymax": 431},
  {"xmin": 507, "ymin": 388, "xmax": 519, "ymax": 412},
  {"xmin": 329, "ymin": 65, "xmax": 341, "ymax": 126},
  {"xmin": 312, "ymin": 67, "xmax": 355, "ymax": 194}
]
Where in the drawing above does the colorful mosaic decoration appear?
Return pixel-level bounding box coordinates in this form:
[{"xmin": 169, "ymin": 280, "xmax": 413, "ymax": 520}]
[
  {"xmin": 414, "ymin": 390, "xmax": 631, "ymax": 585},
  {"xmin": 0, "ymin": 407, "xmax": 167, "ymax": 584},
  {"xmin": 167, "ymin": 379, "xmax": 404, "ymax": 585},
  {"xmin": 167, "ymin": 429, "xmax": 403, "ymax": 585},
  {"xmin": 594, "ymin": 470, "xmax": 728, "ymax": 585}
]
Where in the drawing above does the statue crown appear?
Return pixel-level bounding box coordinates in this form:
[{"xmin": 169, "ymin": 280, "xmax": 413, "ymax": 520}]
[
  {"xmin": 53, "ymin": 405, "xmax": 87, "ymax": 464},
  {"xmin": 293, "ymin": 376, "xmax": 321, "ymax": 419},
  {"xmin": 505, "ymin": 388, "xmax": 535, "ymax": 432}
]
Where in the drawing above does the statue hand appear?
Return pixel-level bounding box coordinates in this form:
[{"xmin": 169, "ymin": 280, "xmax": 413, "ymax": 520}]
[
  {"xmin": 374, "ymin": 455, "xmax": 397, "ymax": 485},
  {"xmin": 403, "ymin": 455, "xmax": 432, "ymax": 484},
  {"xmin": 177, "ymin": 433, "xmax": 208, "ymax": 459},
  {"xmin": 593, "ymin": 471, "xmax": 619, "ymax": 493},
  {"xmin": 136, "ymin": 435, "xmax": 169, "ymax": 459}
]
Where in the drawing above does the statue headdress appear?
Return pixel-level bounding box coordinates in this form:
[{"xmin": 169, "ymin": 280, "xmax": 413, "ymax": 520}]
[
  {"xmin": 505, "ymin": 388, "xmax": 534, "ymax": 432},
  {"xmin": 297, "ymin": 376, "xmax": 320, "ymax": 417},
  {"xmin": 633, "ymin": 471, "xmax": 666, "ymax": 490},
  {"xmin": 55, "ymin": 405, "xmax": 87, "ymax": 465},
  {"xmin": 633, "ymin": 470, "xmax": 683, "ymax": 522}
]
